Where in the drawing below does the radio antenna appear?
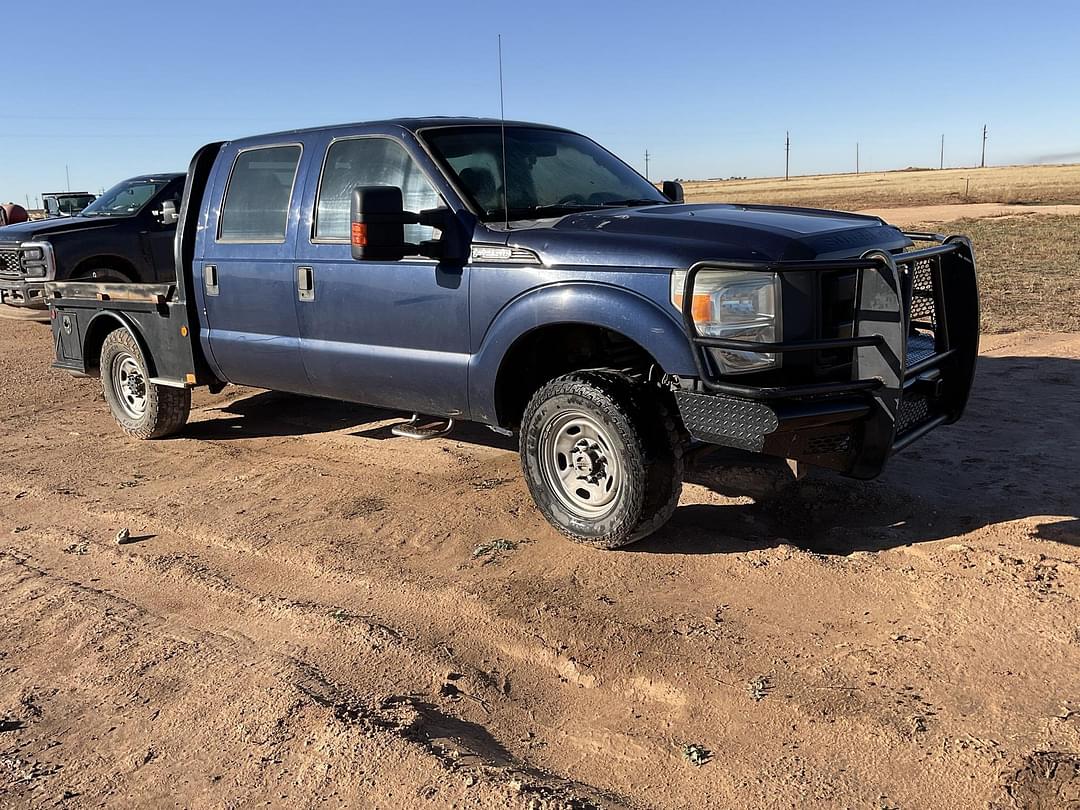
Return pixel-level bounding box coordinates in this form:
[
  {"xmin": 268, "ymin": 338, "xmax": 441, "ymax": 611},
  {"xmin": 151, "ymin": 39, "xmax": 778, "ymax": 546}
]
[{"xmin": 498, "ymin": 34, "xmax": 510, "ymax": 230}]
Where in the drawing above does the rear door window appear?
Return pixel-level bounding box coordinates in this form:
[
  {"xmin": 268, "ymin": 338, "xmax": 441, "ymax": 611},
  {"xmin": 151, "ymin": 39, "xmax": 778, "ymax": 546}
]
[
  {"xmin": 314, "ymin": 138, "xmax": 440, "ymax": 244},
  {"xmin": 219, "ymin": 144, "xmax": 302, "ymax": 242}
]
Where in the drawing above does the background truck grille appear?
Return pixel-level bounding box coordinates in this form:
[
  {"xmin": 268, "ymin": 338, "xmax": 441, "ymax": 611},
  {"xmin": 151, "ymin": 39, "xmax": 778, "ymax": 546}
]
[{"xmin": 0, "ymin": 247, "xmax": 20, "ymax": 278}]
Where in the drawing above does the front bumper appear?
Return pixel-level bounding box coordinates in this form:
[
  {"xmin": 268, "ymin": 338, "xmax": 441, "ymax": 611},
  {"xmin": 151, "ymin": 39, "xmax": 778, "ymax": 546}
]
[
  {"xmin": 674, "ymin": 233, "xmax": 979, "ymax": 479},
  {"xmin": 0, "ymin": 277, "xmax": 48, "ymax": 308}
]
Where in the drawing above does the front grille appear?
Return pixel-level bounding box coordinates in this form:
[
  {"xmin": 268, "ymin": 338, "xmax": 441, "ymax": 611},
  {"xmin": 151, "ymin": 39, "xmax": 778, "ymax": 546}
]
[{"xmin": 0, "ymin": 247, "xmax": 20, "ymax": 279}]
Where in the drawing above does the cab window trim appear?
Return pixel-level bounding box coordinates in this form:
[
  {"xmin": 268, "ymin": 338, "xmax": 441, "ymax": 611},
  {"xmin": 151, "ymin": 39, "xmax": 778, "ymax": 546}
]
[{"xmin": 216, "ymin": 142, "xmax": 304, "ymax": 245}]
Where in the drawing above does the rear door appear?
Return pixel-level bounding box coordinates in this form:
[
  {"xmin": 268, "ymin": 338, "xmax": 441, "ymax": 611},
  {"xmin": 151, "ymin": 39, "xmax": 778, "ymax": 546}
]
[
  {"xmin": 292, "ymin": 132, "xmax": 471, "ymax": 415},
  {"xmin": 195, "ymin": 140, "xmax": 312, "ymax": 393}
]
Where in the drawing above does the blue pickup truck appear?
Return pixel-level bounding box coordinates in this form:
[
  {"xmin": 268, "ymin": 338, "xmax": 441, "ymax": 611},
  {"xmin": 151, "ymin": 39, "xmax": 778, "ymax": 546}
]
[{"xmin": 45, "ymin": 118, "xmax": 979, "ymax": 548}]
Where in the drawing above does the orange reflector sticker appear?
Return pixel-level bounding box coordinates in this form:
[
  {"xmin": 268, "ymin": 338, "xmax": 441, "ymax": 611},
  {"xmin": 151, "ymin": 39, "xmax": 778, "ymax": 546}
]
[
  {"xmin": 351, "ymin": 222, "xmax": 367, "ymax": 246},
  {"xmin": 180, "ymin": 325, "xmax": 188, "ymax": 337},
  {"xmin": 185, "ymin": 373, "xmax": 197, "ymax": 384}
]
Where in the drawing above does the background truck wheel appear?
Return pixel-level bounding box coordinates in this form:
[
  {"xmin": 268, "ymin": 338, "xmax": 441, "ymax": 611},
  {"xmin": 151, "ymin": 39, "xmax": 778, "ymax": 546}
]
[
  {"xmin": 520, "ymin": 371, "xmax": 684, "ymax": 549},
  {"xmin": 74, "ymin": 267, "xmax": 132, "ymax": 283},
  {"xmin": 100, "ymin": 328, "xmax": 190, "ymax": 439}
]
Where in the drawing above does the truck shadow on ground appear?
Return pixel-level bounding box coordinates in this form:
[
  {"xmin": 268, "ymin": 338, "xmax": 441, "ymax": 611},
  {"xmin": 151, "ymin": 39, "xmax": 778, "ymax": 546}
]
[
  {"xmin": 638, "ymin": 353, "xmax": 1080, "ymax": 555},
  {"xmin": 181, "ymin": 354, "xmax": 1078, "ymax": 556},
  {"xmin": 182, "ymin": 392, "xmax": 516, "ymax": 450}
]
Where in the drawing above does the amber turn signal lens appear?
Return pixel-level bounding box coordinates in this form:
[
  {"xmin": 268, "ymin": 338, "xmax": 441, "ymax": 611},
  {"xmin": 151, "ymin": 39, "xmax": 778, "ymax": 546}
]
[
  {"xmin": 351, "ymin": 222, "xmax": 367, "ymax": 246},
  {"xmin": 180, "ymin": 325, "xmax": 188, "ymax": 337},
  {"xmin": 673, "ymin": 293, "xmax": 713, "ymax": 323}
]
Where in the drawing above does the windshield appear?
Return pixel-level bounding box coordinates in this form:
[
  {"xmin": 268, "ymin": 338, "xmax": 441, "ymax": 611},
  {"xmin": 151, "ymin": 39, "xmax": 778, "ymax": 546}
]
[
  {"xmin": 46, "ymin": 194, "xmax": 95, "ymax": 215},
  {"xmin": 81, "ymin": 179, "xmax": 170, "ymax": 217},
  {"xmin": 422, "ymin": 126, "xmax": 667, "ymax": 221}
]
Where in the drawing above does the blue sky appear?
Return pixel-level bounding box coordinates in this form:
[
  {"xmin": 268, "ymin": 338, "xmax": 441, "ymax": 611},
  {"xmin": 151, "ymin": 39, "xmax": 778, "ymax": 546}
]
[{"xmin": 3, "ymin": 0, "xmax": 1078, "ymax": 207}]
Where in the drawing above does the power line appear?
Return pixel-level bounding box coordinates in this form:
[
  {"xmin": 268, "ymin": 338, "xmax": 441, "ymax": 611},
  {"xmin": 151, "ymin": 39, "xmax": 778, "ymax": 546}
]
[{"xmin": 940, "ymin": 134, "xmax": 944, "ymax": 170}]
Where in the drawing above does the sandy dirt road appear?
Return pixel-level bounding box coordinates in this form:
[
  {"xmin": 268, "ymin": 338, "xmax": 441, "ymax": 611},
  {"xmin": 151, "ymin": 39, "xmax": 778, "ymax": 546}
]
[{"xmin": 1, "ymin": 315, "xmax": 1079, "ymax": 809}]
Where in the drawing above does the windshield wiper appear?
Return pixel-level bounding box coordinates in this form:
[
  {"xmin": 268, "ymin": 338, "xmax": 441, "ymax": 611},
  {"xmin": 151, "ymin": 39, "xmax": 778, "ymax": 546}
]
[
  {"xmin": 484, "ymin": 203, "xmax": 604, "ymax": 220},
  {"xmin": 484, "ymin": 199, "xmax": 667, "ymax": 221},
  {"xmin": 599, "ymin": 198, "xmax": 668, "ymax": 207}
]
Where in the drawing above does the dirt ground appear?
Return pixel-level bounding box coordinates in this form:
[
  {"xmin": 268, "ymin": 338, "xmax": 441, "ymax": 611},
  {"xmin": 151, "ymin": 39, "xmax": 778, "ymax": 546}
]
[{"xmin": 2, "ymin": 288, "xmax": 1080, "ymax": 806}]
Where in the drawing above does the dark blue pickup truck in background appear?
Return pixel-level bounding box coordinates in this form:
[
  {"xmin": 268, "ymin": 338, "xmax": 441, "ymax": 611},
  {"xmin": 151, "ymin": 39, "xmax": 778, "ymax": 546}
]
[
  {"xmin": 44, "ymin": 118, "xmax": 980, "ymax": 547},
  {"xmin": 0, "ymin": 174, "xmax": 184, "ymax": 308}
]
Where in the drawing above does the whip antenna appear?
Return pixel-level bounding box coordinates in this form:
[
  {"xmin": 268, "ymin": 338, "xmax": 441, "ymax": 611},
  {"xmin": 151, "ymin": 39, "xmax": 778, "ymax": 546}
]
[{"xmin": 498, "ymin": 34, "xmax": 510, "ymax": 230}]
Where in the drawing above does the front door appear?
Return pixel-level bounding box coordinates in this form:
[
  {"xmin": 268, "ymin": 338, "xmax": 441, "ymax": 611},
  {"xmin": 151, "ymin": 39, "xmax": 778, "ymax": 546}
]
[
  {"xmin": 195, "ymin": 141, "xmax": 312, "ymax": 394},
  {"xmin": 141, "ymin": 177, "xmax": 185, "ymax": 281},
  {"xmin": 293, "ymin": 134, "xmax": 471, "ymax": 416}
]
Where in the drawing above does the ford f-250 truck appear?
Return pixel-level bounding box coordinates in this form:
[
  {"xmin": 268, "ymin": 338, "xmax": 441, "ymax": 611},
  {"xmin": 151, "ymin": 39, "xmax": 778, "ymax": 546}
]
[
  {"xmin": 44, "ymin": 118, "xmax": 979, "ymax": 548},
  {"xmin": 0, "ymin": 174, "xmax": 184, "ymax": 308}
]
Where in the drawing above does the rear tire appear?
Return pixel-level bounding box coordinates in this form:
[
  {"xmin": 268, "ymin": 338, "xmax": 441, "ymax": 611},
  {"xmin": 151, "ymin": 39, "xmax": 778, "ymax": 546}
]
[
  {"xmin": 100, "ymin": 329, "xmax": 190, "ymax": 439},
  {"xmin": 520, "ymin": 371, "xmax": 684, "ymax": 549}
]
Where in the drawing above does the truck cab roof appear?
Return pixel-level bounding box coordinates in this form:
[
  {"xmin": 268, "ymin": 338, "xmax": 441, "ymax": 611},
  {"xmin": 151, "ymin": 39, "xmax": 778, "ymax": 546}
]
[{"xmin": 223, "ymin": 117, "xmax": 570, "ymax": 147}]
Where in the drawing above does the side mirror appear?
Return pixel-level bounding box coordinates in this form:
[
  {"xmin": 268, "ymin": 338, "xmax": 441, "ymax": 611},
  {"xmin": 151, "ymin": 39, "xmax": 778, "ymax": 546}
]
[
  {"xmin": 662, "ymin": 181, "xmax": 685, "ymax": 204},
  {"xmin": 351, "ymin": 186, "xmax": 411, "ymax": 261},
  {"xmin": 154, "ymin": 199, "xmax": 179, "ymax": 226}
]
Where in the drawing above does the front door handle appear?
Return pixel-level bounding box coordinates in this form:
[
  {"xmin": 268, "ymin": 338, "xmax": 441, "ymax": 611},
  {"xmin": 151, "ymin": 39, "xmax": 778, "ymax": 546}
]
[
  {"xmin": 297, "ymin": 266, "xmax": 315, "ymax": 302},
  {"xmin": 204, "ymin": 264, "xmax": 219, "ymax": 296}
]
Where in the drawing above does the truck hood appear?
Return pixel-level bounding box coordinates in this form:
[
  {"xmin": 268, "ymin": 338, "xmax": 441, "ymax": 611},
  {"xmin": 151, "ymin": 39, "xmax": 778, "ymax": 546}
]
[
  {"xmin": 0, "ymin": 215, "xmax": 120, "ymax": 244},
  {"xmin": 502, "ymin": 203, "xmax": 912, "ymax": 268}
]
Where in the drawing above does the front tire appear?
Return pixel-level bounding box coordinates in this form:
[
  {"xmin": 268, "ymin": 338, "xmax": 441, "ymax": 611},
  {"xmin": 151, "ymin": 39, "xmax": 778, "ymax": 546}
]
[
  {"xmin": 520, "ymin": 371, "xmax": 684, "ymax": 549},
  {"xmin": 100, "ymin": 329, "xmax": 190, "ymax": 439}
]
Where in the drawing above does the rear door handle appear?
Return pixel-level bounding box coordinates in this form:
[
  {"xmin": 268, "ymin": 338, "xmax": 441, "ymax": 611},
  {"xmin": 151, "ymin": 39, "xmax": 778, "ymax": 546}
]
[
  {"xmin": 204, "ymin": 264, "xmax": 219, "ymax": 296},
  {"xmin": 297, "ymin": 266, "xmax": 314, "ymax": 302}
]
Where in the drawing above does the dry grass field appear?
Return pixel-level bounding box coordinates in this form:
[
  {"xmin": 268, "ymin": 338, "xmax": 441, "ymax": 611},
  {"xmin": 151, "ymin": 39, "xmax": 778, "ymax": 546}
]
[
  {"xmin": 922, "ymin": 214, "xmax": 1080, "ymax": 334},
  {"xmin": 684, "ymin": 163, "xmax": 1080, "ymax": 210}
]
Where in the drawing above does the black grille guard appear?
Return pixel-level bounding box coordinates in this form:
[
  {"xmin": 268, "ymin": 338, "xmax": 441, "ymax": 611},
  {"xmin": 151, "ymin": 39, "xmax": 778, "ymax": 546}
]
[{"xmin": 679, "ymin": 232, "xmax": 980, "ymax": 478}]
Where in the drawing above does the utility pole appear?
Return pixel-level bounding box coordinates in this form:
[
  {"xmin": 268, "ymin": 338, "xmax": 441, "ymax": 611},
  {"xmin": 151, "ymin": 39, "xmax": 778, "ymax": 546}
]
[
  {"xmin": 65, "ymin": 165, "xmax": 70, "ymax": 191},
  {"xmin": 856, "ymin": 142, "xmax": 860, "ymax": 175},
  {"xmin": 644, "ymin": 148, "xmax": 651, "ymax": 181},
  {"xmin": 980, "ymin": 124, "xmax": 988, "ymax": 168},
  {"xmin": 940, "ymin": 134, "xmax": 944, "ymax": 170},
  {"xmin": 785, "ymin": 131, "xmax": 790, "ymax": 181}
]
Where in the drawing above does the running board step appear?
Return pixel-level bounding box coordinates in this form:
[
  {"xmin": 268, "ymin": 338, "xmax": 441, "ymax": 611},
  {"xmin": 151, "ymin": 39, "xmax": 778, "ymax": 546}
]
[{"xmin": 391, "ymin": 414, "xmax": 455, "ymax": 440}]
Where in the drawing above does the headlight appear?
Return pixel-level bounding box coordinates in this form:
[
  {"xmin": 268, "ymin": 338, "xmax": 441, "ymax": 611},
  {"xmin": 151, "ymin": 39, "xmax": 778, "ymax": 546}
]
[
  {"xmin": 671, "ymin": 269, "xmax": 781, "ymax": 374},
  {"xmin": 19, "ymin": 243, "xmax": 53, "ymax": 280}
]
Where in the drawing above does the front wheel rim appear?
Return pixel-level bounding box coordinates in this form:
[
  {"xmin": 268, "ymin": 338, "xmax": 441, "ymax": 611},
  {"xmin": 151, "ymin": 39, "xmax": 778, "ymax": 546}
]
[
  {"xmin": 111, "ymin": 351, "xmax": 148, "ymax": 419},
  {"xmin": 539, "ymin": 410, "xmax": 623, "ymax": 519}
]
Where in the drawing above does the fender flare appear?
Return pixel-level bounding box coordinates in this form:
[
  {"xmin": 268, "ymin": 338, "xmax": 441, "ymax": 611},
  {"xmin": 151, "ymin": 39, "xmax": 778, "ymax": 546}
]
[
  {"xmin": 468, "ymin": 281, "xmax": 699, "ymax": 424},
  {"xmin": 82, "ymin": 310, "xmax": 158, "ymax": 379}
]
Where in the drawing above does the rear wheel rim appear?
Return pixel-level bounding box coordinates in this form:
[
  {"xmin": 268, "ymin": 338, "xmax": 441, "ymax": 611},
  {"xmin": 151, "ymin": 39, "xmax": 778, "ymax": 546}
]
[
  {"xmin": 539, "ymin": 410, "xmax": 623, "ymax": 519},
  {"xmin": 111, "ymin": 351, "xmax": 147, "ymax": 419}
]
